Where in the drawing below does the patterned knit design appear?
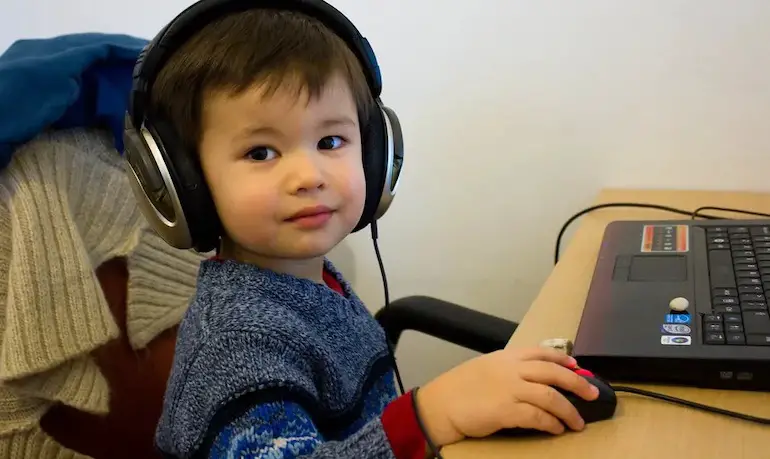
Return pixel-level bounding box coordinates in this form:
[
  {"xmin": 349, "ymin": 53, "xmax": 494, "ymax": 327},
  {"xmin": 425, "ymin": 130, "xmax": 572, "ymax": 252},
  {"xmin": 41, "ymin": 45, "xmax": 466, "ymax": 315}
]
[
  {"xmin": 0, "ymin": 128, "xmax": 205, "ymax": 458},
  {"xmin": 209, "ymin": 371, "xmax": 397, "ymax": 458},
  {"xmin": 156, "ymin": 258, "xmax": 395, "ymax": 458}
]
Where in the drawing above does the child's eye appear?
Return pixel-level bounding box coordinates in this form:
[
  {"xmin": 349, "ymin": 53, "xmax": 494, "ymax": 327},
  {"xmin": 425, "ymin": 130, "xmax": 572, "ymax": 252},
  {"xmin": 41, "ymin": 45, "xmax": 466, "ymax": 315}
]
[
  {"xmin": 317, "ymin": 136, "xmax": 345, "ymax": 151},
  {"xmin": 245, "ymin": 146, "xmax": 278, "ymax": 161}
]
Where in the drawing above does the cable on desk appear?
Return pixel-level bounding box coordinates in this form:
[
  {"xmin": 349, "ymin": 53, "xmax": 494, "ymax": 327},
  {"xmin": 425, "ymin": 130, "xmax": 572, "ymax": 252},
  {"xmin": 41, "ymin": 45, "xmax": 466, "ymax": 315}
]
[
  {"xmin": 691, "ymin": 206, "xmax": 770, "ymax": 220},
  {"xmin": 612, "ymin": 386, "xmax": 770, "ymax": 425},
  {"xmin": 554, "ymin": 202, "xmax": 770, "ymax": 265}
]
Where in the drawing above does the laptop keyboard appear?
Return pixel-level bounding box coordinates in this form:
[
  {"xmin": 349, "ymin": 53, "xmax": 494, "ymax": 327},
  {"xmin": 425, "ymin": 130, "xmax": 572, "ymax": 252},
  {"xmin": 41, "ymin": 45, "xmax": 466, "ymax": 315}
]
[{"xmin": 704, "ymin": 226, "xmax": 770, "ymax": 346}]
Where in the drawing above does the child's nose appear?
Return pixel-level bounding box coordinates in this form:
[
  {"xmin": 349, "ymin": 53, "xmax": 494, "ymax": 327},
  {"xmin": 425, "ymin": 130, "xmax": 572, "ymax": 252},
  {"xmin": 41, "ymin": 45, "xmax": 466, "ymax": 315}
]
[{"xmin": 289, "ymin": 152, "xmax": 326, "ymax": 194}]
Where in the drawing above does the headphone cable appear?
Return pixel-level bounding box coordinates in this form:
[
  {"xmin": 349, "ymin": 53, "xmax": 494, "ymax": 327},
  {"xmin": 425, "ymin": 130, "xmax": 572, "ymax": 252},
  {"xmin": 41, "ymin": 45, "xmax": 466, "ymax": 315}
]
[
  {"xmin": 372, "ymin": 222, "xmax": 445, "ymax": 458},
  {"xmin": 371, "ymin": 221, "xmax": 405, "ymax": 395}
]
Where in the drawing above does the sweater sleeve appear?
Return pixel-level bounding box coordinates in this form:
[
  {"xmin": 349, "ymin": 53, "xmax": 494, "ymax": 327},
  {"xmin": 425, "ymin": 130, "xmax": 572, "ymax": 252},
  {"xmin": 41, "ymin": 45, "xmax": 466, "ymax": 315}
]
[{"xmin": 204, "ymin": 392, "xmax": 427, "ymax": 459}]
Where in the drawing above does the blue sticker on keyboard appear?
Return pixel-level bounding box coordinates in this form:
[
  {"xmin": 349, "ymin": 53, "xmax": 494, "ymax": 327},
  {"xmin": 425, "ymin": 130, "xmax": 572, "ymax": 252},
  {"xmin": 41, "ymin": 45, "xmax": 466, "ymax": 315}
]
[{"xmin": 665, "ymin": 314, "xmax": 690, "ymax": 324}]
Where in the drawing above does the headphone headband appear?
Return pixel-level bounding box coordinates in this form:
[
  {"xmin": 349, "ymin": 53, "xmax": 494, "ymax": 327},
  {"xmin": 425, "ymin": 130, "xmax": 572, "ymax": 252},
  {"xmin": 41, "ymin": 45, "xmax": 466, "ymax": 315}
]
[{"xmin": 130, "ymin": 0, "xmax": 382, "ymax": 128}]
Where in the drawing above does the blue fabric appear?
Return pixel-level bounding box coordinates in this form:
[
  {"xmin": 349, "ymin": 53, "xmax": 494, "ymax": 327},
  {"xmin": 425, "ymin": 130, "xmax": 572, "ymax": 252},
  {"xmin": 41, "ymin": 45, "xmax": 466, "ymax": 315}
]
[
  {"xmin": 0, "ymin": 33, "xmax": 147, "ymax": 171},
  {"xmin": 208, "ymin": 372, "xmax": 396, "ymax": 458},
  {"xmin": 155, "ymin": 258, "xmax": 396, "ymax": 458}
]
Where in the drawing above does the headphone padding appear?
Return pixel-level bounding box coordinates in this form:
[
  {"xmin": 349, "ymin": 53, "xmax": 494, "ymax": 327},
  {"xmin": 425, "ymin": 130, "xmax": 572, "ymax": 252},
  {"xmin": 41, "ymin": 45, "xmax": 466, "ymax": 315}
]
[{"xmin": 355, "ymin": 106, "xmax": 387, "ymax": 232}]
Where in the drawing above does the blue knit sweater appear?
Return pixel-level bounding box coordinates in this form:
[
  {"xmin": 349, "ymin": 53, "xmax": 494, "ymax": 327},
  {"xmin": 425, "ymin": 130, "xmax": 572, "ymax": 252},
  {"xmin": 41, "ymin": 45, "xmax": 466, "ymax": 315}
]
[{"xmin": 155, "ymin": 258, "xmax": 401, "ymax": 458}]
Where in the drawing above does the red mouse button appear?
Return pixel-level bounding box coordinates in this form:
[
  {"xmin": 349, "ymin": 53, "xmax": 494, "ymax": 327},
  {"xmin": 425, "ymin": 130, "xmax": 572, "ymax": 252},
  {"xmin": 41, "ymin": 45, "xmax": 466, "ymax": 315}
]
[{"xmin": 575, "ymin": 369, "xmax": 594, "ymax": 377}]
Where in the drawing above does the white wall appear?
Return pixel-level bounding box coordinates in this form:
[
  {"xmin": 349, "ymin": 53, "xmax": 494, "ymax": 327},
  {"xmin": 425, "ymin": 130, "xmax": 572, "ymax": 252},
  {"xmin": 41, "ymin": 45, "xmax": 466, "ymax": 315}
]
[{"xmin": 5, "ymin": 0, "xmax": 770, "ymax": 387}]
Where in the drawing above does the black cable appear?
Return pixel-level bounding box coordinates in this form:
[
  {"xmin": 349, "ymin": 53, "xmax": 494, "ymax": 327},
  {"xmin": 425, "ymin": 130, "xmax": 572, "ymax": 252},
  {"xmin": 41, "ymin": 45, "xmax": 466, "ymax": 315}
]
[
  {"xmin": 371, "ymin": 222, "xmax": 405, "ymax": 396},
  {"xmin": 691, "ymin": 206, "xmax": 770, "ymax": 220},
  {"xmin": 372, "ymin": 222, "xmax": 444, "ymax": 458},
  {"xmin": 612, "ymin": 386, "xmax": 770, "ymax": 425},
  {"xmin": 554, "ymin": 202, "xmax": 770, "ymax": 265}
]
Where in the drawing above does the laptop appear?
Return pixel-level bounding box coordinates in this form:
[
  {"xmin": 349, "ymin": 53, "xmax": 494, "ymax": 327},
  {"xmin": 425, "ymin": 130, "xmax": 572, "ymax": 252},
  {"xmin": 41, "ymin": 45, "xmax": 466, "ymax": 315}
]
[{"xmin": 573, "ymin": 220, "xmax": 770, "ymax": 391}]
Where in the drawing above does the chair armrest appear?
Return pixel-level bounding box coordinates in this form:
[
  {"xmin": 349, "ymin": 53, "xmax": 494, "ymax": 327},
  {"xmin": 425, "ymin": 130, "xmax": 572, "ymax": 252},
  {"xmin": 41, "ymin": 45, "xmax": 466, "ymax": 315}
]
[{"xmin": 374, "ymin": 295, "xmax": 518, "ymax": 354}]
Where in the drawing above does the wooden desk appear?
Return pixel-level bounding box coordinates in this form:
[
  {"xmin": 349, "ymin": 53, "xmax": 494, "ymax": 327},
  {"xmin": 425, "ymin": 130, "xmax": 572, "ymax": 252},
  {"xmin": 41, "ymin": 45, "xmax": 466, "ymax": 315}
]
[{"xmin": 443, "ymin": 188, "xmax": 770, "ymax": 459}]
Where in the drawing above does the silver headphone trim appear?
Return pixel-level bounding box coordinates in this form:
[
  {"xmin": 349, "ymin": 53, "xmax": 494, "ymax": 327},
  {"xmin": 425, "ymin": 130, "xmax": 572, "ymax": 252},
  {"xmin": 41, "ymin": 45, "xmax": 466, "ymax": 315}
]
[
  {"xmin": 127, "ymin": 126, "xmax": 194, "ymax": 249},
  {"xmin": 374, "ymin": 104, "xmax": 400, "ymax": 220}
]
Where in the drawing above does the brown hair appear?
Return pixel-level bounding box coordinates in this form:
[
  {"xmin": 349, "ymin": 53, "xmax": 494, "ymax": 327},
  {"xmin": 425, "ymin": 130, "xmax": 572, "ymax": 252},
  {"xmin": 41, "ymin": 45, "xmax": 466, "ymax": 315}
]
[{"xmin": 149, "ymin": 8, "xmax": 375, "ymax": 152}]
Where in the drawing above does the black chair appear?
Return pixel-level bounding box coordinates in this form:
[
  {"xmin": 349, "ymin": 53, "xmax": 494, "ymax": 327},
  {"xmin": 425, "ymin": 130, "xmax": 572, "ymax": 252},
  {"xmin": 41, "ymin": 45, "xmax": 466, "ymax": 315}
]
[{"xmin": 374, "ymin": 296, "xmax": 518, "ymax": 354}]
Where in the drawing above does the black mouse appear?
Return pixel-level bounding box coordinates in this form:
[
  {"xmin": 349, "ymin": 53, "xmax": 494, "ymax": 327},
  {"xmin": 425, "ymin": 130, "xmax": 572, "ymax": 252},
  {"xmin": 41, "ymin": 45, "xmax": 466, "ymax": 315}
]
[
  {"xmin": 558, "ymin": 373, "xmax": 617, "ymax": 423},
  {"xmin": 496, "ymin": 370, "xmax": 617, "ymax": 436}
]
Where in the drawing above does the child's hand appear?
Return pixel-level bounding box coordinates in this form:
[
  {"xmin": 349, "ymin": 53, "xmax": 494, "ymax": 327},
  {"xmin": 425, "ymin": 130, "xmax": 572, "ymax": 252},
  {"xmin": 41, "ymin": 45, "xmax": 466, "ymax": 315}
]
[{"xmin": 415, "ymin": 347, "xmax": 599, "ymax": 447}]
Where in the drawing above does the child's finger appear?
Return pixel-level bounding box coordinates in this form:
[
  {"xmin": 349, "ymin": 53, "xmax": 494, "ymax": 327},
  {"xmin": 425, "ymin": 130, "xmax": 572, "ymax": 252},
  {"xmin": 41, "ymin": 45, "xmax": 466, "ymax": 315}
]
[
  {"xmin": 518, "ymin": 361, "xmax": 599, "ymax": 402},
  {"xmin": 502, "ymin": 402, "xmax": 565, "ymax": 435},
  {"xmin": 508, "ymin": 347, "xmax": 577, "ymax": 367},
  {"xmin": 515, "ymin": 380, "xmax": 586, "ymax": 432}
]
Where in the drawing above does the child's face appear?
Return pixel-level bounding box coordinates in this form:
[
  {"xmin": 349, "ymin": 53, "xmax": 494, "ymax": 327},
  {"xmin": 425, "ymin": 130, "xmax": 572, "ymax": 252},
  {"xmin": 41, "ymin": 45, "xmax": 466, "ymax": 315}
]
[{"xmin": 198, "ymin": 74, "xmax": 366, "ymax": 261}]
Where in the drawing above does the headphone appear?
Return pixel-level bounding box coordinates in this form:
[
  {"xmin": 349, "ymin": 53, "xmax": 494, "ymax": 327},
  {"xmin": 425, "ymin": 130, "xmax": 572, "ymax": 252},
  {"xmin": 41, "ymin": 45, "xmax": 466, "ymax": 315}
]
[{"xmin": 123, "ymin": 0, "xmax": 404, "ymax": 253}]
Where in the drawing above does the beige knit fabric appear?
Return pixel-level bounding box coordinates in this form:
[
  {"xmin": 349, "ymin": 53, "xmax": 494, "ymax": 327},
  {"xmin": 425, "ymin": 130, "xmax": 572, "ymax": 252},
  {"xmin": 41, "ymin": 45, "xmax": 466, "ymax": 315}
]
[{"xmin": 0, "ymin": 128, "xmax": 206, "ymax": 458}]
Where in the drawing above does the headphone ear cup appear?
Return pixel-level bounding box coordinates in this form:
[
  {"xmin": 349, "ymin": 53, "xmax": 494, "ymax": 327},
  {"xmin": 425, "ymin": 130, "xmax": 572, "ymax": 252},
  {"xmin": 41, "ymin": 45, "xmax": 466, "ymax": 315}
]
[
  {"xmin": 354, "ymin": 103, "xmax": 403, "ymax": 232},
  {"xmin": 138, "ymin": 116, "xmax": 221, "ymax": 252},
  {"xmin": 124, "ymin": 115, "xmax": 194, "ymax": 249},
  {"xmin": 355, "ymin": 106, "xmax": 387, "ymax": 232}
]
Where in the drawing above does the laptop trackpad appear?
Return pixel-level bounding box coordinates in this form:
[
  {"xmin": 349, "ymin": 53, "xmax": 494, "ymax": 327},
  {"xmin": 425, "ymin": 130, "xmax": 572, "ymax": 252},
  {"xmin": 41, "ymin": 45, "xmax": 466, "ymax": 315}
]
[{"xmin": 622, "ymin": 255, "xmax": 687, "ymax": 282}]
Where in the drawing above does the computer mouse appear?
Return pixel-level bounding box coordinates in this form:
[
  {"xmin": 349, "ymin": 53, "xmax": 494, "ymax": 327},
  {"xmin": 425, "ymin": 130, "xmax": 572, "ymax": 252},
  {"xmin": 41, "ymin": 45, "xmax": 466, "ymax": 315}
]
[
  {"xmin": 496, "ymin": 369, "xmax": 617, "ymax": 436},
  {"xmin": 559, "ymin": 372, "xmax": 617, "ymax": 423}
]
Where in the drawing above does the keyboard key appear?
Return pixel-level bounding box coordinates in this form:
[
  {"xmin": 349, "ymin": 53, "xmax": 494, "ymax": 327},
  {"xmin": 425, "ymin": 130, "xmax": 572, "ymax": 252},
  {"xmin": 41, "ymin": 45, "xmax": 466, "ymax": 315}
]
[
  {"xmin": 715, "ymin": 305, "xmax": 740, "ymax": 314},
  {"xmin": 713, "ymin": 297, "xmax": 739, "ymax": 305},
  {"xmin": 709, "ymin": 244, "xmax": 729, "ymax": 250},
  {"xmin": 733, "ymin": 250, "xmax": 755, "ymax": 258},
  {"xmin": 724, "ymin": 314, "xmax": 743, "ymax": 324},
  {"xmin": 709, "ymin": 250, "xmax": 736, "ymax": 288},
  {"xmin": 714, "ymin": 288, "xmax": 738, "ymax": 297},
  {"xmin": 750, "ymin": 227, "xmax": 770, "ymax": 236},
  {"xmin": 705, "ymin": 332, "xmax": 726, "ymax": 344},
  {"xmin": 758, "ymin": 254, "xmax": 770, "ymax": 261},
  {"xmin": 739, "ymin": 285, "xmax": 763, "ymax": 294},
  {"xmin": 743, "ymin": 303, "xmax": 768, "ymax": 311},
  {"xmin": 726, "ymin": 323, "xmax": 744, "ymax": 333},
  {"xmin": 759, "ymin": 260, "xmax": 770, "ymax": 269},
  {"xmin": 705, "ymin": 322, "xmax": 723, "ymax": 332},
  {"xmin": 735, "ymin": 263, "xmax": 758, "ymax": 271},
  {"xmin": 729, "ymin": 227, "xmax": 749, "ymax": 234},
  {"xmin": 708, "ymin": 227, "xmax": 728, "ymax": 233},
  {"xmin": 754, "ymin": 242, "xmax": 770, "ymax": 248},
  {"xmin": 757, "ymin": 248, "xmax": 770, "ymax": 255},
  {"xmin": 709, "ymin": 236, "xmax": 728, "ymax": 244},
  {"xmin": 734, "ymin": 256, "xmax": 757, "ymax": 264},
  {"xmin": 726, "ymin": 333, "xmax": 745, "ymax": 344},
  {"xmin": 746, "ymin": 334, "xmax": 770, "ymax": 345},
  {"xmin": 754, "ymin": 236, "xmax": 770, "ymax": 242},
  {"xmin": 743, "ymin": 311, "xmax": 770, "ymax": 334},
  {"xmin": 740, "ymin": 293, "xmax": 764, "ymax": 302},
  {"xmin": 739, "ymin": 278, "xmax": 761, "ymax": 286},
  {"xmin": 732, "ymin": 244, "xmax": 754, "ymax": 251},
  {"xmin": 737, "ymin": 271, "xmax": 760, "ymax": 278},
  {"xmin": 704, "ymin": 314, "xmax": 723, "ymax": 323},
  {"xmin": 732, "ymin": 238, "xmax": 752, "ymax": 245}
]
